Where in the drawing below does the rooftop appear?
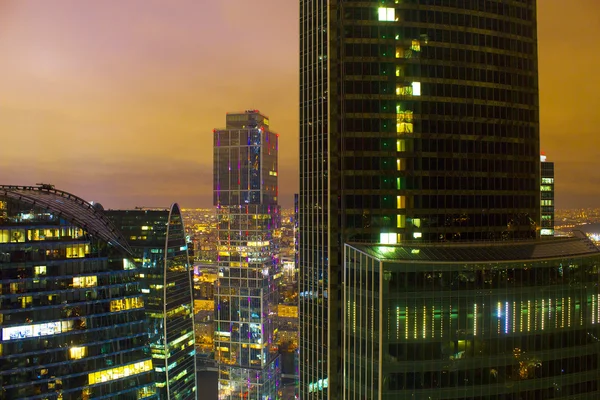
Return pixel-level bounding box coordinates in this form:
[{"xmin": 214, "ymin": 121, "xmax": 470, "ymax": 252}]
[
  {"xmin": 348, "ymin": 234, "xmax": 599, "ymax": 263},
  {"xmin": 0, "ymin": 184, "xmax": 133, "ymax": 255}
]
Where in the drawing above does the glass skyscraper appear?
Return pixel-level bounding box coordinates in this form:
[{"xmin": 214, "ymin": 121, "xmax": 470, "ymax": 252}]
[
  {"xmin": 344, "ymin": 237, "xmax": 600, "ymax": 399},
  {"xmin": 0, "ymin": 185, "xmax": 155, "ymax": 399},
  {"xmin": 213, "ymin": 110, "xmax": 281, "ymax": 399},
  {"xmin": 300, "ymin": 1, "xmax": 540, "ymax": 398},
  {"xmin": 106, "ymin": 205, "xmax": 197, "ymax": 400}
]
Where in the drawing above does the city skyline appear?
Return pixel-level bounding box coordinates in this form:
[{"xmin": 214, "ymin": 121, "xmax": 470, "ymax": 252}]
[{"xmin": 1, "ymin": 0, "xmax": 600, "ymax": 210}]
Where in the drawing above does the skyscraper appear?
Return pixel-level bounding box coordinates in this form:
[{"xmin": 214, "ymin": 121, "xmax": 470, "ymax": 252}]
[
  {"xmin": 0, "ymin": 185, "xmax": 155, "ymax": 399},
  {"xmin": 540, "ymin": 153, "xmax": 555, "ymax": 237},
  {"xmin": 213, "ymin": 110, "xmax": 281, "ymax": 399},
  {"xmin": 343, "ymin": 236, "xmax": 600, "ymax": 399},
  {"xmin": 106, "ymin": 205, "xmax": 197, "ymax": 400},
  {"xmin": 300, "ymin": 1, "xmax": 540, "ymax": 397}
]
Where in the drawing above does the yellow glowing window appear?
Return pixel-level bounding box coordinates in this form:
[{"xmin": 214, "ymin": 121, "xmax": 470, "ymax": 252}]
[
  {"xmin": 397, "ymin": 215, "xmax": 406, "ymax": 228},
  {"xmin": 542, "ymin": 178, "xmax": 554, "ymax": 184},
  {"xmin": 73, "ymin": 276, "xmax": 97, "ymax": 288},
  {"xmin": 411, "ymin": 39, "xmax": 421, "ymax": 51},
  {"xmin": 34, "ymin": 266, "xmax": 46, "ymax": 277},
  {"xmin": 110, "ymin": 297, "xmax": 144, "ymax": 312},
  {"xmin": 396, "ymin": 85, "xmax": 411, "ymax": 96},
  {"xmin": 396, "ymin": 66, "xmax": 402, "ymax": 77},
  {"xmin": 413, "ymin": 218, "xmax": 421, "ymax": 228},
  {"xmin": 397, "ymin": 122, "xmax": 413, "ymax": 133},
  {"xmin": 70, "ymin": 346, "xmax": 87, "ymax": 360},
  {"xmin": 397, "ymin": 196, "xmax": 406, "ymax": 209},
  {"xmin": 541, "ymin": 185, "xmax": 552, "ymax": 191},
  {"xmin": 395, "ymin": 47, "xmax": 402, "ymax": 58},
  {"xmin": 378, "ymin": 7, "xmax": 395, "ymax": 21},
  {"xmin": 88, "ymin": 360, "xmax": 153, "ymax": 385},
  {"xmin": 66, "ymin": 244, "xmax": 88, "ymax": 258},
  {"xmin": 397, "ymin": 109, "xmax": 413, "ymax": 121},
  {"xmin": 397, "ymin": 139, "xmax": 406, "ymax": 152},
  {"xmin": 397, "ymin": 158, "xmax": 406, "ymax": 171}
]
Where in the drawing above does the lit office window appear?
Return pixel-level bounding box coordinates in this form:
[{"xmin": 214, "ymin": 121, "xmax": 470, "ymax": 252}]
[{"xmin": 378, "ymin": 7, "xmax": 395, "ymax": 21}]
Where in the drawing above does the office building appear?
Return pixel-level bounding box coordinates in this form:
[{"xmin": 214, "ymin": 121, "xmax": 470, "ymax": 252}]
[
  {"xmin": 0, "ymin": 185, "xmax": 155, "ymax": 399},
  {"xmin": 213, "ymin": 110, "xmax": 281, "ymax": 399},
  {"xmin": 106, "ymin": 206, "xmax": 197, "ymax": 400},
  {"xmin": 343, "ymin": 236, "xmax": 600, "ymax": 398},
  {"xmin": 541, "ymin": 153, "xmax": 555, "ymax": 237},
  {"xmin": 300, "ymin": 1, "xmax": 540, "ymax": 398}
]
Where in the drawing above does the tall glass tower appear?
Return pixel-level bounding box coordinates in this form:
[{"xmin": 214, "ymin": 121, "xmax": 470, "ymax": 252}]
[
  {"xmin": 0, "ymin": 185, "xmax": 156, "ymax": 399},
  {"xmin": 106, "ymin": 205, "xmax": 197, "ymax": 400},
  {"xmin": 213, "ymin": 110, "xmax": 281, "ymax": 399},
  {"xmin": 300, "ymin": 1, "xmax": 540, "ymax": 398}
]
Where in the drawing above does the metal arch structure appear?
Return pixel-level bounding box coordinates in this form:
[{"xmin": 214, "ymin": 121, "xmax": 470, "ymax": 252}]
[{"xmin": 0, "ymin": 184, "xmax": 133, "ymax": 256}]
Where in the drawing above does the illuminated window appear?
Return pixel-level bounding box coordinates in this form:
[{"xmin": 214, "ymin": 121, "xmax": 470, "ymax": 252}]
[
  {"xmin": 396, "ymin": 177, "xmax": 405, "ymax": 190},
  {"xmin": 2, "ymin": 321, "xmax": 73, "ymax": 341},
  {"xmin": 34, "ymin": 266, "xmax": 46, "ymax": 277},
  {"xmin": 397, "ymin": 139, "xmax": 406, "ymax": 152},
  {"xmin": 397, "ymin": 215, "xmax": 406, "ymax": 228},
  {"xmin": 541, "ymin": 185, "xmax": 552, "ymax": 191},
  {"xmin": 412, "ymin": 218, "xmax": 421, "ymax": 228},
  {"xmin": 66, "ymin": 244, "xmax": 88, "ymax": 258},
  {"xmin": 397, "ymin": 196, "xmax": 406, "ymax": 209},
  {"xmin": 396, "ymin": 85, "xmax": 412, "ymax": 96},
  {"xmin": 73, "ymin": 276, "xmax": 97, "ymax": 288},
  {"xmin": 378, "ymin": 7, "xmax": 395, "ymax": 21},
  {"xmin": 411, "ymin": 39, "xmax": 421, "ymax": 51},
  {"xmin": 412, "ymin": 82, "xmax": 421, "ymax": 96},
  {"xmin": 395, "ymin": 66, "xmax": 402, "ymax": 77},
  {"xmin": 397, "ymin": 158, "xmax": 406, "ymax": 171},
  {"xmin": 379, "ymin": 233, "xmax": 397, "ymax": 244},
  {"xmin": 70, "ymin": 346, "xmax": 87, "ymax": 360},
  {"xmin": 397, "ymin": 121, "xmax": 413, "ymax": 133},
  {"xmin": 88, "ymin": 360, "xmax": 153, "ymax": 385},
  {"xmin": 541, "ymin": 200, "xmax": 553, "ymax": 206},
  {"xmin": 110, "ymin": 297, "xmax": 144, "ymax": 312},
  {"xmin": 541, "ymin": 178, "xmax": 554, "ymax": 184},
  {"xmin": 413, "ymin": 232, "xmax": 422, "ymax": 239}
]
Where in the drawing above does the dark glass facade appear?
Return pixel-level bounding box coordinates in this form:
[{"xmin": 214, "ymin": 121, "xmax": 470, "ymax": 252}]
[
  {"xmin": 541, "ymin": 155, "xmax": 555, "ymax": 237},
  {"xmin": 213, "ymin": 111, "xmax": 281, "ymax": 399},
  {"xmin": 0, "ymin": 185, "xmax": 155, "ymax": 400},
  {"xmin": 106, "ymin": 205, "xmax": 197, "ymax": 400},
  {"xmin": 300, "ymin": 1, "xmax": 541, "ymax": 397},
  {"xmin": 344, "ymin": 238, "xmax": 600, "ymax": 399}
]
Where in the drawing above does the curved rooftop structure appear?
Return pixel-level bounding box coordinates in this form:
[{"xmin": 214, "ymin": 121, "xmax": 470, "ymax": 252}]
[{"xmin": 0, "ymin": 184, "xmax": 133, "ymax": 255}]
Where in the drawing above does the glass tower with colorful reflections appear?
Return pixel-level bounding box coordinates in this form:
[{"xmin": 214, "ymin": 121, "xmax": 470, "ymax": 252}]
[
  {"xmin": 0, "ymin": 185, "xmax": 155, "ymax": 399},
  {"xmin": 106, "ymin": 205, "xmax": 197, "ymax": 400},
  {"xmin": 300, "ymin": 1, "xmax": 541, "ymax": 398},
  {"xmin": 213, "ymin": 110, "xmax": 281, "ymax": 399}
]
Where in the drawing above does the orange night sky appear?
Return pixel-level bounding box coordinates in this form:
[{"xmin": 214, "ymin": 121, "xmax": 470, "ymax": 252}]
[{"xmin": 0, "ymin": 0, "xmax": 598, "ymax": 209}]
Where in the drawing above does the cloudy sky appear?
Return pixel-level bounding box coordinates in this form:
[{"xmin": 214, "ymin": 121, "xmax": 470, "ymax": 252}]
[{"xmin": 0, "ymin": 1, "xmax": 598, "ymax": 209}]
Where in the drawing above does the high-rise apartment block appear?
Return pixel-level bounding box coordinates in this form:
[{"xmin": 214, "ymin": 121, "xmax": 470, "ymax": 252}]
[
  {"xmin": 541, "ymin": 153, "xmax": 555, "ymax": 237},
  {"xmin": 0, "ymin": 185, "xmax": 156, "ymax": 399},
  {"xmin": 300, "ymin": 1, "xmax": 549, "ymax": 398},
  {"xmin": 106, "ymin": 206, "xmax": 197, "ymax": 399},
  {"xmin": 213, "ymin": 110, "xmax": 280, "ymax": 399}
]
